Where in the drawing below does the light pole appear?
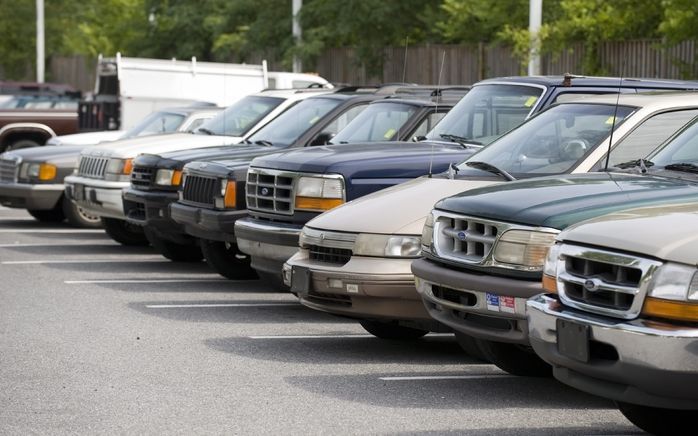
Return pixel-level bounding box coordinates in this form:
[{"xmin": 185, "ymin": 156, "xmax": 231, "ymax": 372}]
[
  {"xmin": 292, "ymin": 0, "xmax": 302, "ymax": 73},
  {"xmin": 36, "ymin": 0, "xmax": 45, "ymax": 82},
  {"xmin": 528, "ymin": 0, "xmax": 542, "ymax": 76}
]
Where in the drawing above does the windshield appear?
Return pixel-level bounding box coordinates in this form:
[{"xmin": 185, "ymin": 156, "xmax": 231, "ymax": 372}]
[
  {"xmin": 122, "ymin": 111, "xmax": 186, "ymax": 138},
  {"xmin": 246, "ymin": 97, "xmax": 342, "ymax": 147},
  {"xmin": 647, "ymin": 119, "xmax": 698, "ymax": 169},
  {"xmin": 0, "ymin": 96, "xmax": 77, "ymax": 109},
  {"xmin": 425, "ymin": 84, "xmax": 544, "ymax": 146},
  {"xmin": 330, "ymin": 102, "xmax": 418, "ymax": 143},
  {"xmin": 457, "ymin": 103, "xmax": 634, "ymax": 178},
  {"xmin": 197, "ymin": 95, "xmax": 284, "ymax": 137}
]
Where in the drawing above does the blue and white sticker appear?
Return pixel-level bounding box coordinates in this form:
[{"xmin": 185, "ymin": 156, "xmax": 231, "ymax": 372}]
[{"xmin": 485, "ymin": 293, "xmax": 500, "ymax": 312}]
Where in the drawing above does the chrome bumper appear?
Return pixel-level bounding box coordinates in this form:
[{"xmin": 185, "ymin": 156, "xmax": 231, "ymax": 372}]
[
  {"xmin": 0, "ymin": 182, "xmax": 64, "ymax": 210},
  {"xmin": 64, "ymin": 175, "xmax": 128, "ymax": 219}
]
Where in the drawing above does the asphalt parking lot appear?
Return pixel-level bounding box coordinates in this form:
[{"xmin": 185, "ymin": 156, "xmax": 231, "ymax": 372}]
[{"xmin": 0, "ymin": 205, "xmax": 643, "ymax": 435}]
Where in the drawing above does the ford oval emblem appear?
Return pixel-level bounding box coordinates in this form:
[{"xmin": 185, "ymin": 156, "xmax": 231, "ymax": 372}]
[
  {"xmin": 261, "ymin": 187, "xmax": 270, "ymax": 196},
  {"xmin": 457, "ymin": 231, "xmax": 467, "ymax": 241},
  {"xmin": 583, "ymin": 278, "xmax": 602, "ymax": 292}
]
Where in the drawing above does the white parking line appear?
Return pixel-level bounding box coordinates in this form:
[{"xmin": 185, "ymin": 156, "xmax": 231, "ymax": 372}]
[
  {"xmin": 65, "ymin": 279, "xmax": 230, "ymax": 284},
  {"xmin": 249, "ymin": 333, "xmax": 453, "ymax": 339},
  {"xmin": 0, "ymin": 243, "xmax": 115, "ymax": 248},
  {"xmin": 379, "ymin": 375, "xmax": 514, "ymax": 381},
  {"xmin": 146, "ymin": 303, "xmax": 299, "ymax": 309},
  {"xmin": 0, "ymin": 229, "xmax": 104, "ymax": 233},
  {"xmin": 3, "ymin": 259, "xmax": 165, "ymax": 265}
]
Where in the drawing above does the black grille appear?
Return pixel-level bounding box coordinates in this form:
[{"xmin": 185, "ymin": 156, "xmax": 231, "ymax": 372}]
[
  {"xmin": 182, "ymin": 175, "xmax": 218, "ymax": 207},
  {"xmin": 564, "ymin": 283, "xmax": 634, "ymax": 311},
  {"xmin": 431, "ymin": 285, "xmax": 477, "ymax": 307},
  {"xmin": 308, "ymin": 245, "xmax": 352, "ymax": 265},
  {"xmin": 130, "ymin": 165, "xmax": 155, "ymax": 189},
  {"xmin": 563, "ymin": 256, "xmax": 641, "ymax": 312}
]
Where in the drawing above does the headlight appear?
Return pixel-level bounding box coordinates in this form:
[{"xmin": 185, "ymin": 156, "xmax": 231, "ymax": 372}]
[
  {"xmin": 541, "ymin": 243, "xmax": 562, "ymax": 293},
  {"xmin": 295, "ymin": 175, "xmax": 344, "ymax": 211},
  {"xmin": 155, "ymin": 169, "xmax": 183, "ymax": 186},
  {"xmin": 20, "ymin": 162, "xmax": 57, "ymax": 181},
  {"xmin": 354, "ymin": 234, "xmax": 421, "ymax": 258},
  {"xmin": 421, "ymin": 212, "xmax": 435, "ymax": 253},
  {"xmin": 493, "ymin": 230, "xmax": 558, "ymax": 269},
  {"xmin": 642, "ymin": 263, "xmax": 698, "ymax": 322},
  {"xmin": 215, "ymin": 179, "xmax": 237, "ymax": 209},
  {"xmin": 105, "ymin": 158, "xmax": 133, "ymax": 175}
]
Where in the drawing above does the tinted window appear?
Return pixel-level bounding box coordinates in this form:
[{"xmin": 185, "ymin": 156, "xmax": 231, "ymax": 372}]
[
  {"xmin": 411, "ymin": 110, "xmax": 448, "ymax": 138},
  {"xmin": 246, "ymin": 97, "xmax": 343, "ymax": 147},
  {"xmin": 200, "ymin": 95, "xmax": 284, "ymax": 137},
  {"xmin": 122, "ymin": 111, "xmax": 186, "ymax": 138},
  {"xmin": 647, "ymin": 118, "xmax": 698, "ymax": 167},
  {"xmin": 458, "ymin": 103, "xmax": 634, "ymax": 177},
  {"xmin": 426, "ymin": 84, "xmax": 544, "ymax": 146},
  {"xmin": 331, "ymin": 103, "xmax": 415, "ymax": 143}
]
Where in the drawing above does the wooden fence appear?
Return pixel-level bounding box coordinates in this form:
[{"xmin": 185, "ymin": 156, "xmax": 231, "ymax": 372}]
[{"xmin": 44, "ymin": 39, "xmax": 698, "ymax": 92}]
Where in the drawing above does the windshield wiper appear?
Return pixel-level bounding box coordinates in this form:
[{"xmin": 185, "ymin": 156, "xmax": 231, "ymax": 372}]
[
  {"xmin": 197, "ymin": 127, "xmax": 215, "ymax": 135},
  {"xmin": 465, "ymin": 161, "xmax": 516, "ymax": 181},
  {"xmin": 439, "ymin": 134, "xmax": 482, "ymax": 148},
  {"xmin": 254, "ymin": 140, "xmax": 273, "ymax": 147},
  {"xmin": 241, "ymin": 139, "xmax": 252, "ymax": 144},
  {"xmin": 613, "ymin": 158, "xmax": 655, "ymax": 170},
  {"xmin": 663, "ymin": 162, "xmax": 698, "ymax": 174}
]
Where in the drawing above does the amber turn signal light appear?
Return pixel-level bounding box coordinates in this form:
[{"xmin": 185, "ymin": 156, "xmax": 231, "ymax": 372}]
[
  {"xmin": 224, "ymin": 181, "xmax": 236, "ymax": 208},
  {"xmin": 294, "ymin": 196, "xmax": 344, "ymax": 211}
]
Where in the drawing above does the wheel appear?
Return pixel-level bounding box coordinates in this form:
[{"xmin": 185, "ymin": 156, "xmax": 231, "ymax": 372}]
[
  {"xmin": 62, "ymin": 196, "xmax": 102, "ymax": 228},
  {"xmin": 6, "ymin": 139, "xmax": 41, "ymax": 151},
  {"xmin": 359, "ymin": 320, "xmax": 428, "ymax": 340},
  {"xmin": 144, "ymin": 228, "xmax": 203, "ymax": 262},
  {"xmin": 257, "ymin": 271, "xmax": 289, "ymax": 291},
  {"xmin": 477, "ymin": 340, "xmax": 552, "ymax": 377},
  {"xmin": 199, "ymin": 239, "xmax": 257, "ymax": 280},
  {"xmin": 101, "ymin": 217, "xmax": 149, "ymax": 246},
  {"xmin": 617, "ymin": 402, "xmax": 696, "ymax": 436},
  {"xmin": 454, "ymin": 332, "xmax": 488, "ymax": 361},
  {"xmin": 27, "ymin": 204, "xmax": 65, "ymax": 222}
]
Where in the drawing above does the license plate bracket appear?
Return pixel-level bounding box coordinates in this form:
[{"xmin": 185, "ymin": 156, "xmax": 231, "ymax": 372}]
[
  {"xmin": 290, "ymin": 266, "xmax": 311, "ymax": 294},
  {"xmin": 556, "ymin": 319, "xmax": 590, "ymax": 362}
]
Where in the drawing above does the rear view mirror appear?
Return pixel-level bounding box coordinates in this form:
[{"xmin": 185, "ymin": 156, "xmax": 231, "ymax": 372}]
[{"xmin": 310, "ymin": 132, "xmax": 335, "ymax": 146}]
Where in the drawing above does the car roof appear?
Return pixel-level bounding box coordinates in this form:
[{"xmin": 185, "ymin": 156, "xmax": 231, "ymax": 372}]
[{"xmin": 476, "ymin": 75, "xmax": 698, "ymax": 89}]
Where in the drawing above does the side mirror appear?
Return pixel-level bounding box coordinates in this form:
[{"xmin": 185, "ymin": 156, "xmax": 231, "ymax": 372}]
[{"xmin": 310, "ymin": 132, "xmax": 335, "ymax": 146}]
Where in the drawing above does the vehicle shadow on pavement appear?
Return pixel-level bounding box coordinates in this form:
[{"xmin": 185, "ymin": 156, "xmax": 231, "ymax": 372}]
[
  {"xmin": 128, "ymin": 300, "xmax": 349, "ymax": 324},
  {"xmin": 205, "ymin": 335, "xmax": 471, "ymax": 365},
  {"xmin": 1, "ymin": 244, "xmax": 156, "ymax": 256},
  {"xmin": 283, "ymin": 372, "xmax": 617, "ymax": 411},
  {"xmin": 44, "ymin": 261, "xmax": 212, "ymax": 274},
  {"xmin": 7, "ymin": 232, "xmax": 110, "ymax": 241},
  {"xmin": 391, "ymin": 426, "xmax": 641, "ymax": 435},
  {"xmin": 77, "ymin": 280, "xmax": 268, "ymax": 293}
]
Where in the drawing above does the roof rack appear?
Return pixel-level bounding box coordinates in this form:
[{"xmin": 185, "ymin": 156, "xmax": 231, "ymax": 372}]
[
  {"xmin": 333, "ymin": 83, "xmax": 416, "ymax": 95},
  {"xmin": 389, "ymin": 85, "xmax": 470, "ymax": 104}
]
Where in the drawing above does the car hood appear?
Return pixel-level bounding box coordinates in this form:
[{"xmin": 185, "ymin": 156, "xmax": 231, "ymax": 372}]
[
  {"xmin": 306, "ymin": 177, "xmax": 499, "ymax": 235},
  {"xmin": 250, "ymin": 141, "xmax": 473, "ymax": 176},
  {"xmin": 435, "ymin": 172, "xmax": 698, "ymax": 230},
  {"xmin": 80, "ymin": 132, "xmax": 242, "ymax": 159},
  {"xmin": 136, "ymin": 144, "xmax": 279, "ymax": 171},
  {"xmin": 3, "ymin": 145, "xmax": 87, "ymax": 167},
  {"xmin": 560, "ymin": 202, "xmax": 698, "ymax": 265},
  {"xmin": 46, "ymin": 130, "xmax": 124, "ymax": 146}
]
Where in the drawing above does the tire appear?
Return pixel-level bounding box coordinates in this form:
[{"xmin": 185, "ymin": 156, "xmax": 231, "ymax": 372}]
[
  {"xmin": 6, "ymin": 139, "xmax": 41, "ymax": 151},
  {"xmin": 477, "ymin": 339, "xmax": 552, "ymax": 377},
  {"xmin": 28, "ymin": 205, "xmax": 65, "ymax": 222},
  {"xmin": 62, "ymin": 196, "xmax": 102, "ymax": 228},
  {"xmin": 144, "ymin": 228, "xmax": 203, "ymax": 262},
  {"xmin": 359, "ymin": 320, "xmax": 429, "ymax": 340},
  {"xmin": 617, "ymin": 402, "xmax": 696, "ymax": 436},
  {"xmin": 101, "ymin": 217, "xmax": 149, "ymax": 246},
  {"xmin": 455, "ymin": 332, "xmax": 488, "ymax": 361},
  {"xmin": 199, "ymin": 239, "xmax": 257, "ymax": 280}
]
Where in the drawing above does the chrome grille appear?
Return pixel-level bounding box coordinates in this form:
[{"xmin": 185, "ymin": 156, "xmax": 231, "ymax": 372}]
[
  {"xmin": 300, "ymin": 227, "xmax": 357, "ymax": 250},
  {"xmin": 556, "ymin": 244, "xmax": 661, "ymax": 319},
  {"xmin": 0, "ymin": 156, "xmax": 20, "ymax": 183},
  {"xmin": 246, "ymin": 168, "xmax": 295, "ymax": 215},
  {"xmin": 433, "ymin": 213, "xmax": 499, "ymax": 263},
  {"xmin": 77, "ymin": 156, "xmax": 109, "ymax": 179},
  {"xmin": 181, "ymin": 174, "xmax": 218, "ymax": 207},
  {"xmin": 130, "ymin": 165, "xmax": 155, "ymax": 189}
]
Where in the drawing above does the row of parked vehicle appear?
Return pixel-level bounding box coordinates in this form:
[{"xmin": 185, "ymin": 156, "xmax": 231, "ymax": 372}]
[{"xmin": 1, "ymin": 74, "xmax": 697, "ymax": 435}]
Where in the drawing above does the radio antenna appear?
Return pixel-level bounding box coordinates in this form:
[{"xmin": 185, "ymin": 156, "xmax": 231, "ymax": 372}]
[
  {"xmin": 604, "ymin": 64, "xmax": 625, "ymax": 171},
  {"xmin": 401, "ymin": 36, "xmax": 409, "ymax": 83},
  {"xmin": 428, "ymin": 51, "xmax": 446, "ymax": 178}
]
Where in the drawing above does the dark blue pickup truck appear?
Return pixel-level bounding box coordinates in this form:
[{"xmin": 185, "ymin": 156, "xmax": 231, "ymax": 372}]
[{"xmin": 229, "ymin": 75, "xmax": 698, "ymax": 286}]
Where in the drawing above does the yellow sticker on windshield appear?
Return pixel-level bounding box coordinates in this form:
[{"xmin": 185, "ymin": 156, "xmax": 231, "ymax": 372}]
[
  {"xmin": 605, "ymin": 116, "xmax": 617, "ymax": 125},
  {"xmin": 524, "ymin": 96, "xmax": 538, "ymax": 107},
  {"xmin": 384, "ymin": 128, "xmax": 396, "ymax": 139},
  {"xmin": 309, "ymin": 116, "xmax": 320, "ymax": 124}
]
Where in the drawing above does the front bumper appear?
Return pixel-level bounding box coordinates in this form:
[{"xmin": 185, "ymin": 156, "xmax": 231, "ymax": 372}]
[
  {"xmin": 283, "ymin": 251, "xmax": 440, "ymax": 330},
  {"xmin": 527, "ymin": 294, "xmax": 698, "ymax": 410},
  {"xmin": 412, "ymin": 257, "xmax": 542, "ymax": 344},
  {"xmin": 170, "ymin": 202, "xmax": 245, "ymax": 243},
  {"xmin": 64, "ymin": 175, "xmax": 127, "ymax": 219},
  {"xmin": 235, "ymin": 218, "xmax": 301, "ymax": 277},
  {"xmin": 122, "ymin": 187, "xmax": 182, "ymax": 233},
  {"xmin": 0, "ymin": 182, "xmax": 64, "ymax": 210}
]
